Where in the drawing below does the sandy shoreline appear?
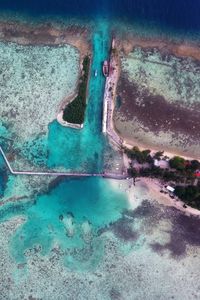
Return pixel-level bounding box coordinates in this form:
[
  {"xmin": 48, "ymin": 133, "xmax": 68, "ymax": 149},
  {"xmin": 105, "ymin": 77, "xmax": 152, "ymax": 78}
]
[
  {"xmin": 109, "ymin": 38, "xmax": 200, "ymax": 217},
  {"xmin": 109, "ymin": 177, "xmax": 200, "ymax": 217},
  {"xmin": 121, "ymin": 135, "xmax": 199, "ymax": 161},
  {"xmin": 0, "ymin": 19, "xmax": 199, "ymax": 217}
]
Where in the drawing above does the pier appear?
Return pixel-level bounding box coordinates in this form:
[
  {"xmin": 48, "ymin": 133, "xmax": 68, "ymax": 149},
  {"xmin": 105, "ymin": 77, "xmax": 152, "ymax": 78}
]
[
  {"xmin": 102, "ymin": 39, "xmax": 123, "ymax": 147},
  {"xmin": 0, "ymin": 146, "xmax": 128, "ymax": 179}
]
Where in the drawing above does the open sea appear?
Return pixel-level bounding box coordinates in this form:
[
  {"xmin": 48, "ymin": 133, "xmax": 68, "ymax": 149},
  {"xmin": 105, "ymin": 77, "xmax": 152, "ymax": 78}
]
[
  {"xmin": 0, "ymin": 0, "xmax": 200, "ymax": 33},
  {"xmin": 0, "ymin": 1, "xmax": 200, "ymax": 299}
]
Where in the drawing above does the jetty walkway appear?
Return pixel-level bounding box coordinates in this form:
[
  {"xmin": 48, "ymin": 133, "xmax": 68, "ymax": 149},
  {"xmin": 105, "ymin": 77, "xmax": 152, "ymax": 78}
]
[
  {"xmin": 0, "ymin": 146, "xmax": 128, "ymax": 180},
  {"xmin": 102, "ymin": 39, "xmax": 123, "ymax": 147}
]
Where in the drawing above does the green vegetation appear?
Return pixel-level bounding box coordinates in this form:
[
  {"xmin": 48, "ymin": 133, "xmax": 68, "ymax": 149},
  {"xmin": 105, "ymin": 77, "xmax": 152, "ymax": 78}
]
[
  {"xmin": 174, "ymin": 185, "xmax": 200, "ymax": 209},
  {"xmin": 63, "ymin": 55, "xmax": 90, "ymax": 124},
  {"xmin": 124, "ymin": 146, "xmax": 200, "ymax": 210},
  {"xmin": 124, "ymin": 146, "xmax": 153, "ymax": 164},
  {"xmin": 169, "ymin": 156, "xmax": 186, "ymax": 171},
  {"xmin": 125, "ymin": 147, "xmax": 199, "ymax": 183},
  {"xmin": 154, "ymin": 151, "xmax": 164, "ymax": 161}
]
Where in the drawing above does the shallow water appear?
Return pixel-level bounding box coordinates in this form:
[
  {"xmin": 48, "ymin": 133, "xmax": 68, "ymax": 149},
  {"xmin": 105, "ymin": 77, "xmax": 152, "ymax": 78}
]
[
  {"xmin": 114, "ymin": 47, "xmax": 200, "ymax": 158},
  {"xmin": 0, "ymin": 18, "xmax": 128, "ymax": 273},
  {"xmin": 122, "ymin": 48, "xmax": 200, "ymax": 108},
  {"xmin": 0, "ymin": 1, "xmax": 200, "ymax": 298},
  {"xmin": 10, "ymin": 177, "xmax": 129, "ymax": 266}
]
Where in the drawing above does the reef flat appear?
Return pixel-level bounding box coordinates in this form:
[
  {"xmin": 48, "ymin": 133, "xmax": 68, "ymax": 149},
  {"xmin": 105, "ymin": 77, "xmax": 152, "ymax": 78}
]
[
  {"xmin": 0, "ymin": 20, "xmax": 91, "ymax": 55},
  {"xmin": 0, "ymin": 42, "xmax": 80, "ymax": 168},
  {"xmin": 1, "ymin": 179, "xmax": 200, "ymax": 299},
  {"xmin": 0, "ymin": 0, "xmax": 200, "ymax": 297},
  {"xmin": 114, "ymin": 38, "xmax": 200, "ymax": 159}
]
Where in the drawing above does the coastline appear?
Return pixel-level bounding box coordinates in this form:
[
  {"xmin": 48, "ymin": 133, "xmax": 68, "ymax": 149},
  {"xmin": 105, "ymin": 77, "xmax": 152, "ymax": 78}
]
[
  {"xmin": 0, "ymin": 18, "xmax": 199, "ymax": 216},
  {"xmin": 105, "ymin": 37, "xmax": 200, "ymax": 217},
  {"xmin": 109, "ymin": 177, "xmax": 200, "ymax": 217},
  {"xmin": 57, "ymin": 110, "xmax": 83, "ymax": 129}
]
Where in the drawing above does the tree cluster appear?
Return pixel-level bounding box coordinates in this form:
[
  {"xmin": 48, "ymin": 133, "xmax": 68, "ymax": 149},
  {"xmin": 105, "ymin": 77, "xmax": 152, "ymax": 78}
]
[
  {"xmin": 125, "ymin": 146, "xmax": 200, "ymax": 210},
  {"xmin": 175, "ymin": 185, "xmax": 200, "ymax": 209},
  {"xmin": 124, "ymin": 146, "xmax": 153, "ymax": 164},
  {"xmin": 63, "ymin": 56, "xmax": 90, "ymax": 124}
]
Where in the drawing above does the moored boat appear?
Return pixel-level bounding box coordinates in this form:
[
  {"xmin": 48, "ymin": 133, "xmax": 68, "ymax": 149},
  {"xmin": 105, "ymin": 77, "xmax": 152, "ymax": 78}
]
[{"xmin": 103, "ymin": 60, "xmax": 109, "ymax": 77}]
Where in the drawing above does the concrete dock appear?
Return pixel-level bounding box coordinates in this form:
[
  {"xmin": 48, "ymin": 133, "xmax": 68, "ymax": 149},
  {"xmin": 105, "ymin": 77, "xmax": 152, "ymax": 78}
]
[{"xmin": 102, "ymin": 39, "xmax": 123, "ymax": 147}]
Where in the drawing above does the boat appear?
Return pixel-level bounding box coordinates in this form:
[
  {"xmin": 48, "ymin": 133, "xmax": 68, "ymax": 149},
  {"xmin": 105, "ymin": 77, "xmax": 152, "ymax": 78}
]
[
  {"xmin": 94, "ymin": 69, "xmax": 98, "ymax": 77},
  {"xmin": 103, "ymin": 60, "xmax": 109, "ymax": 77}
]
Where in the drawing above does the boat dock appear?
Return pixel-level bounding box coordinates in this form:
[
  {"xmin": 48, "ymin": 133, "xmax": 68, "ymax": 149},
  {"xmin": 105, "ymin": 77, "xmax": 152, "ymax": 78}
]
[
  {"xmin": 0, "ymin": 146, "xmax": 127, "ymax": 179},
  {"xmin": 102, "ymin": 39, "xmax": 123, "ymax": 147}
]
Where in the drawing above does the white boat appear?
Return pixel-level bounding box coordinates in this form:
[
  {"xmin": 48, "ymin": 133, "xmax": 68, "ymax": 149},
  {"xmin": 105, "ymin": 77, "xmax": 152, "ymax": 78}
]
[
  {"xmin": 103, "ymin": 60, "xmax": 109, "ymax": 77},
  {"xmin": 94, "ymin": 69, "xmax": 98, "ymax": 77}
]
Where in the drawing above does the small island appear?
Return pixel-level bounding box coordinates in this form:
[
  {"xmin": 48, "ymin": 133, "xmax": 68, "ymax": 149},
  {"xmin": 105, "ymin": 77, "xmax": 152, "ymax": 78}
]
[{"xmin": 58, "ymin": 55, "xmax": 90, "ymax": 129}]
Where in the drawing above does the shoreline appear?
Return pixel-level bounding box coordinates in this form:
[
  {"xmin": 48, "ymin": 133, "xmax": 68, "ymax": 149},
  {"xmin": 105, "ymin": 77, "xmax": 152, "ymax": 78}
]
[
  {"xmin": 0, "ymin": 18, "xmax": 199, "ymax": 217},
  {"xmin": 57, "ymin": 110, "xmax": 83, "ymax": 129},
  {"xmin": 106, "ymin": 39, "xmax": 200, "ymax": 217},
  {"xmin": 109, "ymin": 177, "xmax": 200, "ymax": 217},
  {"xmin": 121, "ymin": 135, "xmax": 200, "ymax": 161},
  {"xmin": 139, "ymin": 177, "xmax": 200, "ymax": 217}
]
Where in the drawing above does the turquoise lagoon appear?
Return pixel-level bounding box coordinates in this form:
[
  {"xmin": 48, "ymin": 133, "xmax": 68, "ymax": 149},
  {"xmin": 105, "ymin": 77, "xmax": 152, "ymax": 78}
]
[
  {"xmin": 0, "ymin": 4, "xmax": 200, "ymax": 299},
  {"xmin": 0, "ymin": 19, "xmax": 130, "ymax": 272}
]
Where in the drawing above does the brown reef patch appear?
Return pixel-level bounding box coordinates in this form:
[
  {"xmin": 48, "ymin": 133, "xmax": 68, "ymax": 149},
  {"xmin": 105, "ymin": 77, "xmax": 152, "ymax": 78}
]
[
  {"xmin": 116, "ymin": 33, "xmax": 200, "ymax": 61},
  {"xmin": 115, "ymin": 75, "xmax": 200, "ymax": 141},
  {"xmin": 0, "ymin": 21, "xmax": 91, "ymax": 57}
]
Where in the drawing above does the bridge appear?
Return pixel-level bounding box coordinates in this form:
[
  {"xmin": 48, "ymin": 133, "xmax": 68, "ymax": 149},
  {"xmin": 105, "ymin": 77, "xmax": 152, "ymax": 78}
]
[{"xmin": 0, "ymin": 146, "xmax": 128, "ymax": 180}]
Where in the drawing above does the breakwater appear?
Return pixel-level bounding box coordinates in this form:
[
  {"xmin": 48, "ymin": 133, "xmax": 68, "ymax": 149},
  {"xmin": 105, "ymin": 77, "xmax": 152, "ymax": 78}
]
[{"xmin": 102, "ymin": 39, "xmax": 123, "ymax": 147}]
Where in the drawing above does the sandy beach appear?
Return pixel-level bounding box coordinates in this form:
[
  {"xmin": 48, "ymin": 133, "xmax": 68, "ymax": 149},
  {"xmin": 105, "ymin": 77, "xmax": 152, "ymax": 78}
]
[
  {"xmin": 109, "ymin": 177, "xmax": 200, "ymax": 217},
  {"xmin": 122, "ymin": 136, "xmax": 200, "ymax": 161}
]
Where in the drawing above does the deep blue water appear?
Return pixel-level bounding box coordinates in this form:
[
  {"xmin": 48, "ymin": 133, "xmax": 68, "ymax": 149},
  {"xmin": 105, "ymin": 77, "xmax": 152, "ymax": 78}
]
[{"xmin": 1, "ymin": 0, "xmax": 200, "ymax": 32}]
